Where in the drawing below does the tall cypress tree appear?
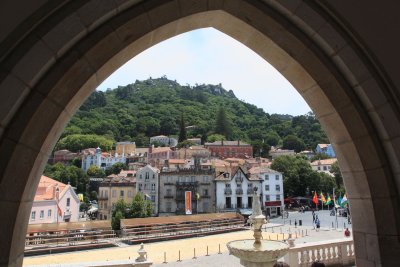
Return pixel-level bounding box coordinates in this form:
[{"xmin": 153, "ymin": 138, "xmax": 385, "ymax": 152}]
[
  {"xmin": 178, "ymin": 114, "xmax": 187, "ymax": 142},
  {"xmin": 215, "ymin": 106, "xmax": 232, "ymax": 139}
]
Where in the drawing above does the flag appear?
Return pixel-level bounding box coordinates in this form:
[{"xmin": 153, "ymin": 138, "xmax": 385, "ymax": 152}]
[
  {"xmin": 336, "ymin": 193, "xmax": 342, "ymax": 208},
  {"xmin": 320, "ymin": 192, "xmax": 326, "ymax": 203},
  {"xmin": 78, "ymin": 193, "xmax": 84, "ymax": 202},
  {"xmin": 325, "ymin": 194, "xmax": 332, "ymax": 206},
  {"xmin": 58, "ymin": 205, "xmax": 62, "ymax": 217},
  {"xmin": 196, "ymin": 192, "xmax": 200, "ymax": 200},
  {"xmin": 312, "ymin": 191, "xmax": 318, "ymax": 204},
  {"xmin": 341, "ymin": 194, "xmax": 348, "ymax": 207}
]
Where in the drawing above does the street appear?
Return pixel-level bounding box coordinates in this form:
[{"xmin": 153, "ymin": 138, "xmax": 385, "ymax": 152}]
[{"xmin": 269, "ymin": 209, "xmax": 352, "ymax": 230}]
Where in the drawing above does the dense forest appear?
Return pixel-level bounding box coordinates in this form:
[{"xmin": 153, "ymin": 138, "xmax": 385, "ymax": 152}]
[{"xmin": 58, "ymin": 76, "xmax": 329, "ymax": 156}]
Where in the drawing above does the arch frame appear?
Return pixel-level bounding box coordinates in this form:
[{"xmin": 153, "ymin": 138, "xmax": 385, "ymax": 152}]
[{"xmin": 0, "ymin": 1, "xmax": 400, "ymax": 266}]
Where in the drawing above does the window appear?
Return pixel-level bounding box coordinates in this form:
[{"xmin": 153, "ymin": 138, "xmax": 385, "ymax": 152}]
[
  {"xmin": 166, "ymin": 202, "xmax": 172, "ymax": 212},
  {"xmin": 265, "ymin": 175, "xmax": 269, "ymax": 180},
  {"xmin": 203, "ymin": 189, "xmax": 209, "ymax": 196},
  {"xmin": 31, "ymin": 211, "xmax": 36, "ymax": 220},
  {"xmin": 128, "ymin": 190, "xmax": 132, "ymax": 197},
  {"xmin": 323, "ymin": 166, "xmax": 327, "ymax": 171},
  {"xmin": 112, "ymin": 190, "xmax": 116, "ymax": 197},
  {"xmin": 265, "ymin": 195, "xmax": 270, "ymax": 201},
  {"xmin": 145, "ymin": 172, "xmax": 149, "ymax": 180},
  {"xmin": 151, "ymin": 183, "xmax": 156, "ymax": 191},
  {"xmin": 166, "ymin": 188, "xmax": 172, "ymax": 196},
  {"xmin": 203, "ymin": 176, "xmax": 209, "ymax": 182},
  {"xmin": 151, "ymin": 195, "xmax": 156, "ymax": 202},
  {"xmin": 265, "ymin": 185, "xmax": 269, "ymax": 191},
  {"xmin": 276, "ymin": 194, "xmax": 281, "ymax": 201},
  {"xmin": 66, "ymin": 198, "xmax": 70, "ymax": 207},
  {"xmin": 48, "ymin": 209, "xmax": 52, "ymax": 218},
  {"xmin": 276, "ymin": 185, "xmax": 280, "ymax": 191},
  {"xmin": 275, "ymin": 175, "xmax": 279, "ymax": 181},
  {"xmin": 153, "ymin": 174, "xmax": 155, "ymax": 179},
  {"xmin": 226, "ymin": 184, "xmax": 231, "ymax": 188},
  {"xmin": 104, "ymin": 202, "xmax": 107, "ymax": 209},
  {"xmin": 105, "ymin": 190, "xmax": 108, "ymax": 197},
  {"xmin": 40, "ymin": 210, "xmax": 44, "ymax": 219},
  {"xmin": 144, "ymin": 184, "xmax": 148, "ymax": 190},
  {"xmin": 317, "ymin": 166, "xmax": 321, "ymax": 170},
  {"xmin": 140, "ymin": 174, "xmax": 142, "ymax": 179},
  {"xmin": 120, "ymin": 190, "xmax": 124, "ymax": 198}
]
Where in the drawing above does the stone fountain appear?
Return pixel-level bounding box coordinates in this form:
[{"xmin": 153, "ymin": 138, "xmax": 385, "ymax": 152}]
[{"xmin": 227, "ymin": 187, "xmax": 289, "ymax": 267}]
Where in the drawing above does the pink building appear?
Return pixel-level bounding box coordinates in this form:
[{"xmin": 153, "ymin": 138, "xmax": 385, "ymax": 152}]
[{"xmin": 29, "ymin": 176, "xmax": 80, "ymax": 224}]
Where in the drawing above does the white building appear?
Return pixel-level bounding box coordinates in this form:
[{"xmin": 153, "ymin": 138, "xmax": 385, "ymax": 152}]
[
  {"xmin": 215, "ymin": 167, "xmax": 262, "ymax": 211},
  {"xmin": 150, "ymin": 135, "xmax": 178, "ymax": 147},
  {"xmin": 136, "ymin": 165, "xmax": 160, "ymax": 214},
  {"xmin": 81, "ymin": 147, "xmax": 126, "ymax": 171},
  {"xmin": 30, "ymin": 176, "xmax": 80, "ymax": 224},
  {"xmin": 310, "ymin": 158, "xmax": 337, "ymax": 176},
  {"xmin": 249, "ymin": 166, "xmax": 284, "ymax": 217}
]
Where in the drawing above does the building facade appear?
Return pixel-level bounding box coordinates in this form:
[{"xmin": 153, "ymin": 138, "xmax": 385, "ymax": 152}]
[
  {"xmin": 310, "ymin": 158, "xmax": 337, "ymax": 176},
  {"xmin": 159, "ymin": 169, "xmax": 215, "ymax": 215},
  {"xmin": 215, "ymin": 167, "xmax": 261, "ymax": 211},
  {"xmin": 150, "ymin": 135, "xmax": 178, "ymax": 147},
  {"xmin": 204, "ymin": 140, "xmax": 253, "ymax": 159},
  {"xmin": 81, "ymin": 147, "xmax": 126, "ymax": 171},
  {"xmin": 97, "ymin": 175, "xmax": 136, "ymax": 220},
  {"xmin": 315, "ymin": 144, "xmax": 336, "ymax": 158},
  {"xmin": 249, "ymin": 166, "xmax": 284, "ymax": 217},
  {"xmin": 30, "ymin": 176, "xmax": 80, "ymax": 224},
  {"xmin": 136, "ymin": 165, "xmax": 160, "ymax": 214},
  {"xmin": 115, "ymin": 141, "xmax": 136, "ymax": 156}
]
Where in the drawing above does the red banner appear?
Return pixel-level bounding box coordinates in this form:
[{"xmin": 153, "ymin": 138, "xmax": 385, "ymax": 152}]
[
  {"xmin": 265, "ymin": 201, "xmax": 281, "ymax": 207},
  {"xmin": 185, "ymin": 191, "xmax": 192, "ymax": 215}
]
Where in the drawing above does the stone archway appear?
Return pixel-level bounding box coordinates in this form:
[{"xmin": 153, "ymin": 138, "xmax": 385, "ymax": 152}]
[{"xmin": 1, "ymin": 1, "xmax": 400, "ymax": 266}]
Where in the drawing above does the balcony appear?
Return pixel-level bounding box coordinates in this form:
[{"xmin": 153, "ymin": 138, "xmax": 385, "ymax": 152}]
[
  {"xmin": 201, "ymin": 194, "xmax": 211, "ymax": 198},
  {"xmin": 236, "ymin": 188, "xmax": 243, "ymax": 195},
  {"xmin": 176, "ymin": 181, "xmax": 199, "ymax": 186},
  {"xmin": 224, "ymin": 188, "xmax": 232, "ymax": 195},
  {"xmin": 247, "ymin": 188, "xmax": 254, "ymax": 194},
  {"xmin": 164, "ymin": 194, "xmax": 174, "ymax": 199},
  {"xmin": 98, "ymin": 195, "xmax": 108, "ymax": 200}
]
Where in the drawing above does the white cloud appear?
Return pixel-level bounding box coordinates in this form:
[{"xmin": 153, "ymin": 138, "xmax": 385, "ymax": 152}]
[{"xmin": 97, "ymin": 28, "xmax": 311, "ymax": 115}]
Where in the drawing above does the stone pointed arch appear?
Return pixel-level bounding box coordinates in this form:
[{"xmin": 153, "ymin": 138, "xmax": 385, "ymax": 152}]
[{"xmin": 0, "ymin": 1, "xmax": 400, "ymax": 266}]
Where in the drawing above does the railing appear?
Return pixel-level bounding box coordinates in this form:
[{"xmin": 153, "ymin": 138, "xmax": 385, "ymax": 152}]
[
  {"xmin": 286, "ymin": 238, "xmax": 355, "ymax": 267},
  {"xmin": 224, "ymin": 189, "xmax": 232, "ymax": 195},
  {"xmin": 236, "ymin": 188, "xmax": 243, "ymax": 195}
]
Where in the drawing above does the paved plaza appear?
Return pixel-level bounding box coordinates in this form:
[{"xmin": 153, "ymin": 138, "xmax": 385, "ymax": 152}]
[{"xmin": 24, "ymin": 211, "xmax": 352, "ymax": 267}]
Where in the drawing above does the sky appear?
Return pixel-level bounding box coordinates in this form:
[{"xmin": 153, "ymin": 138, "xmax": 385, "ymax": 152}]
[{"xmin": 97, "ymin": 28, "xmax": 311, "ymax": 116}]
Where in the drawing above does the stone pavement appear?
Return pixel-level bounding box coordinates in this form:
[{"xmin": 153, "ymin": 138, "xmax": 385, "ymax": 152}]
[{"xmin": 24, "ymin": 222, "xmax": 352, "ymax": 267}]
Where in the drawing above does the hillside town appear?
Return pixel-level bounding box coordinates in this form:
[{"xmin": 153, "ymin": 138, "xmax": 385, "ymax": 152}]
[{"xmin": 30, "ymin": 138, "xmax": 339, "ymax": 226}]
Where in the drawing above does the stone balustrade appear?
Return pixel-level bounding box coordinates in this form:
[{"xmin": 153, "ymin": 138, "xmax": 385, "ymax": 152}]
[{"xmin": 286, "ymin": 238, "xmax": 355, "ymax": 266}]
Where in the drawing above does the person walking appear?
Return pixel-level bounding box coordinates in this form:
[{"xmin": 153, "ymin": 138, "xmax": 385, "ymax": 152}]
[
  {"xmin": 316, "ymin": 218, "xmax": 321, "ymax": 231},
  {"xmin": 295, "ymin": 219, "xmax": 297, "ymax": 228}
]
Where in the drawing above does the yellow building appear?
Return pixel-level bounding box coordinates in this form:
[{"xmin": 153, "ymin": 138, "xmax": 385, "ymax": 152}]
[
  {"xmin": 115, "ymin": 141, "xmax": 136, "ymax": 156},
  {"xmin": 97, "ymin": 174, "xmax": 136, "ymax": 220}
]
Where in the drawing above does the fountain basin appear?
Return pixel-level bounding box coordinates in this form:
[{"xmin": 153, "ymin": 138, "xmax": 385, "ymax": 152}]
[{"xmin": 227, "ymin": 239, "xmax": 289, "ymax": 267}]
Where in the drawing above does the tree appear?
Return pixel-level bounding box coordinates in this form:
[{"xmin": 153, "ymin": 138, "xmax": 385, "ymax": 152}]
[
  {"xmin": 105, "ymin": 162, "xmax": 127, "ymax": 176},
  {"xmin": 130, "ymin": 193, "xmax": 146, "ymax": 218},
  {"xmin": 111, "ymin": 210, "xmax": 123, "ymax": 230},
  {"xmin": 145, "ymin": 200, "xmax": 154, "ymax": 217},
  {"xmin": 215, "ymin": 106, "xmax": 232, "ymax": 139},
  {"xmin": 178, "ymin": 114, "xmax": 187, "ymax": 142},
  {"xmin": 87, "ymin": 165, "xmax": 106, "ymax": 177},
  {"xmin": 271, "ymin": 155, "xmax": 314, "ymax": 197},
  {"xmin": 282, "ymin": 135, "xmax": 306, "ymax": 153},
  {"xmin": 177, "ymin": 140, "xmax": 196, "ymax": 148},
  {"xmin": 206, "ymin": 134, "xmax": 226, "ymax": 142},
  {"xmin": 310, "ymin": 153, "xmax": 331, "ymax": 162},
  {"xmin": 330, "ymin": 161, "xmax": 343, "ymax": 188},
  {"xmin": 56, "ymin": 134, "xmax": 114, "ymax": 152}
]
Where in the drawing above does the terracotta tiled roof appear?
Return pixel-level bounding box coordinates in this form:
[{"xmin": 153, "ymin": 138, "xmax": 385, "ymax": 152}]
[
  {"xmin": 317, "ymin": 144, "xmax": 329, "ymax": 149},
  {"xmin": 34, "ymin": 175, "xmax": 67, "ymax": 201},
  {"xmin": 151, "ymin": 147, "xmax": 172, "ymax": 153},
  {"xmin": 310, "ymin": 158, "xmax": 337, "ymax": 166},
  {"xmin": 168, "ymin": 159, "xmax": 186, "ymax": 164}
]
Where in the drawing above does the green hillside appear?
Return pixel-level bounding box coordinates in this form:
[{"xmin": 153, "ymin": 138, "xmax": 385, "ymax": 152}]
[{"xmin": 58, "ymin": 76, "xmax": 328, "ymax": 155}]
